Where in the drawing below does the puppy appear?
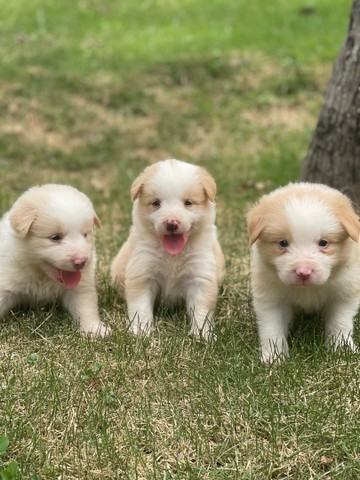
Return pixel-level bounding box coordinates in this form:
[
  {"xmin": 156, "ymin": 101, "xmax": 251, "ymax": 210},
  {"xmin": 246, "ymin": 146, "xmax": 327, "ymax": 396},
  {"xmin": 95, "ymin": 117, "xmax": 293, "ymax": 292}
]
[
  {"xmin": 247, "ymin": 182, "xmax": 360, "ymax": 363},
  {"xmin": 111, "ymin": 159, "xmax": 224, "ymax": 340},
  {"xmin": 0, "ymin": 184, "xmax": 109, "ymax": 336}
]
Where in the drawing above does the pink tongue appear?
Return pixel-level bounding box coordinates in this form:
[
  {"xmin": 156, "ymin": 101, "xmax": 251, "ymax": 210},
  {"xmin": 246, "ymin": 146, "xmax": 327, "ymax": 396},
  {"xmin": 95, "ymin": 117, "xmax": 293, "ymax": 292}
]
[
  {"xmin": 57, "ymin": 270, "xmax": 81, "ymax": 288},
  {"xmin": 162, "ymin": 234, "xmax": 186, "ymax": 255}
]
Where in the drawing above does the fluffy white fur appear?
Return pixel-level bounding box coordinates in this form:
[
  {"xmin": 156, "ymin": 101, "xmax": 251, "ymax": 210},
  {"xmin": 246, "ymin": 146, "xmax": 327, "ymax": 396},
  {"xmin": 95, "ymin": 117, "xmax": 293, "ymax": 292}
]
[
  {"xmin": 0, "ymin": 184, "xmax": 109, "ymax": 336},
  {"xmin": 247, "ymin": 182, "xmax": 360, "ymax": 363},
  {"xmin": 111, "ymin": 159, "xmax": 224, "ymax": 340}
]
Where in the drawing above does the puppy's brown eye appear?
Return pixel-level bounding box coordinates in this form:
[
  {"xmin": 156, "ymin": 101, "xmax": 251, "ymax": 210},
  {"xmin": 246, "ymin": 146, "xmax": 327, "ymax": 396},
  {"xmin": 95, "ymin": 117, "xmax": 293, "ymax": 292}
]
[
  {"xmin": 184, "ymin": 199, "xmax": 193, "ymax": 207},
  {"xmin": 318, "ymin": 239, "xmax": 328, "ymax": 248},
  {"xmin": 279, "ymin": 240, "xmax": 288, "ymax": 248},
  {"xmin": 50, "ymin": 234, "xmax": 62, "ymax": 242},
  {"xmin": 152, "ymin": 199, "xmax": 161, "ymax": 208}
]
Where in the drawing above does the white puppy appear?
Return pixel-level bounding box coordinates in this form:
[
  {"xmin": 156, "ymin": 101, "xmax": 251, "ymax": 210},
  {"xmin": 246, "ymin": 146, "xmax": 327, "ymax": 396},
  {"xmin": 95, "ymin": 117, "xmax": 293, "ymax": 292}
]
[
  {"xmin": 111, "ymin": 159, "xmax": 224, "ymax": 340},
  {"xmin": 0, "ymin": 184, "xmax": 109, "ymax": 336},
  {"xmin": 247, "ymin": 182, "xmax": 360, "ymax": 363}
]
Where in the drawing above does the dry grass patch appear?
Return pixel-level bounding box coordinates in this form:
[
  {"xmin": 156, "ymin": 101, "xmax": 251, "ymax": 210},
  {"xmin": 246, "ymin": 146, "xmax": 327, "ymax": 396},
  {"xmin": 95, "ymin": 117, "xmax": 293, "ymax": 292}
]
[
  {"xmin": 241, "ymin": 102, "xmax": 316, "ymax": 131},
  {"xmin": 3, "ymin": 96, "xmax": 83, "ymax": 154}
]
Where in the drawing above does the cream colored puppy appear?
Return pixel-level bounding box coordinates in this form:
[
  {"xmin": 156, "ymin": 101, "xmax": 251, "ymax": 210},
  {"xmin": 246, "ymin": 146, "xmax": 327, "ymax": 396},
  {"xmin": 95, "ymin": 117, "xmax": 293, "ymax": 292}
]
[
  {"xmin": 111, "ymin": 159, "xmax": 224, "ymax": 340},
  {"xmin": 0, "ymin": 184, "xmax": 109, "ymax": 336},
  {"xmin": 247, "ymin": 182, "xmax": 360, "ymax": 363}
]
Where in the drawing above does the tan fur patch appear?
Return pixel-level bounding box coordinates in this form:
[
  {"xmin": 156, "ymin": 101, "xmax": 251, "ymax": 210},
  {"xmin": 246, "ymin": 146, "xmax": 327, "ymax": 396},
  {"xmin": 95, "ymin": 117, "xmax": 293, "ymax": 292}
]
[{"xmin": 197, "ymin": 167, "xmax": 216, "ymax": 202}]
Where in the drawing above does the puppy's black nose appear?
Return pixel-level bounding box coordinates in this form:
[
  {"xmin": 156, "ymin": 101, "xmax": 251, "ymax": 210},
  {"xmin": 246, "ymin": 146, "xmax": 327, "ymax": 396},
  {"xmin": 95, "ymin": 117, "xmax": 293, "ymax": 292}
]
[{"xmin": 165, "ymin": 219, "xmax": 179, "ymax": 232}]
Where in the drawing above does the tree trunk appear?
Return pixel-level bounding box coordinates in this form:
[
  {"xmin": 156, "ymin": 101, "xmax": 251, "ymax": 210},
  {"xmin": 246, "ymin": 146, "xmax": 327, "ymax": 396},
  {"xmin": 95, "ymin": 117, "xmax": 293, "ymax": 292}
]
[{"xmin": 300, "ymin": 0, "xmax": 360, "ymax": 206}]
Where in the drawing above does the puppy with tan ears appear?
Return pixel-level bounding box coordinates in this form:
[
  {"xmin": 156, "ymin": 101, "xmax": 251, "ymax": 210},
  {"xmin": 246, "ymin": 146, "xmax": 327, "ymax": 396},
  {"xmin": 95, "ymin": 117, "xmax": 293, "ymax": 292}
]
[
  {"xmin": 111, "ymin": 159, "xmax": 224, "ymax": 340},
  {"xmin": 0, "ymin": 184, "xmax": 109, "ymax": 336},
  {"xmin": 247, "ymin": 182, "xmax": 360, "ymax": 363}
]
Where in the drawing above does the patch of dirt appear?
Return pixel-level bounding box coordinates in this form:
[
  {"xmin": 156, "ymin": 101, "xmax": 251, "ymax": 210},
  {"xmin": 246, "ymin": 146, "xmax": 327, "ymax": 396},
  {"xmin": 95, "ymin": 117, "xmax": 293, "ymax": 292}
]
[
  {"xmin": 241, "ymin": 103, "xmax": 316, "ymax": 131},
  {"xmin": 3, "ymin": 97, "xmax": 84, "ymax": 154},
  {"xmin": 1, "ymin": 89, "xmax": 160, "ymax": 156}
]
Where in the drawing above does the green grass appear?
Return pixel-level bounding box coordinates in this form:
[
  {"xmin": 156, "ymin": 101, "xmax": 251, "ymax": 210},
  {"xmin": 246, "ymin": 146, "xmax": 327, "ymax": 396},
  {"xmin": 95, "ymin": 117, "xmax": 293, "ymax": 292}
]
[{"xmin": 1, "ymin": 0, "xmax": 360, "ymax": 478}]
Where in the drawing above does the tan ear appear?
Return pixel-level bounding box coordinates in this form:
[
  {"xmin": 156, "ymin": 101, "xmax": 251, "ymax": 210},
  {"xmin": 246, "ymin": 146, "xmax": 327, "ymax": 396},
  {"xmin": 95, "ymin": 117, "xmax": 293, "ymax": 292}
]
[
  {"xmin": 198, "ymin": 167, "xmax": 217, "ymax": 202},
  {"xmin": 9, "ymin": 204, "xmax": 36, "ymax": 238},
  {"xmin": 341, "ymin": 210, "xmax": 360, "ymax": 242},
  {"xmin": 94, "ymin": 212, "xmax": 101, "ymax": 229},
  {"xmin": 247, "ymin": 206, "xmax": 266, "ymax": 245},
  {"xmin": 130, "ymin": 172, "xmax": 145, "ymax": 201},
  {"xmin": 332, "ymin": 197, "xmax": 360, "ymax": 242}
]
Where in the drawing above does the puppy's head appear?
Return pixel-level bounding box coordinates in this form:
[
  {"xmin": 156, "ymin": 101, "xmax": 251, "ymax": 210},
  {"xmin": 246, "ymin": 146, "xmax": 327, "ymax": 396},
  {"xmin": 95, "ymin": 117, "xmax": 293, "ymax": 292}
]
[
  {"xmin": 9, "ymin": 184, "xmax": 101, "ymax": 288},
  {"xmin": 131, "ymin": 159, "xmax": 217, "ymax": 255},
  {"xmin": 247, "ymin": 182, "xmax": 360, "ymax": 286}
]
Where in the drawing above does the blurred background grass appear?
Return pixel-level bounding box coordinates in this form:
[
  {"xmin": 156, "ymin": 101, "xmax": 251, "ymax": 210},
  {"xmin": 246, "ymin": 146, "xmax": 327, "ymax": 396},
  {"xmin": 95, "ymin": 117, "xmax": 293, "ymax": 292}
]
[{"xmin": 0, "ymin": 0, "xmax": 351, "ymax": 185}]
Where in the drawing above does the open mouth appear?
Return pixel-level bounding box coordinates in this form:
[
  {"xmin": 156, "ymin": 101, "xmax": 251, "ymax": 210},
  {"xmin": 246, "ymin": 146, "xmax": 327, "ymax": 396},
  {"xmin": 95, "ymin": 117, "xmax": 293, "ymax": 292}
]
[
  {"xmin": 161, "ymin": 234, "xmax": 187, "ymax": 255},
  {"xmin": 53, "ymin": 268, "xmax": 82, "ymax": 289}
]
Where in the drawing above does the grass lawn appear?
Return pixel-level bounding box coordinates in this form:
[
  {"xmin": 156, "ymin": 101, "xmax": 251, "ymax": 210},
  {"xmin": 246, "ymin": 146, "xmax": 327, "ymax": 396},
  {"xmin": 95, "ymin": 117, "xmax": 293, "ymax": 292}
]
[{"xmin": 1, "ymin": 0, "xmax": 360, "ymax": 478}]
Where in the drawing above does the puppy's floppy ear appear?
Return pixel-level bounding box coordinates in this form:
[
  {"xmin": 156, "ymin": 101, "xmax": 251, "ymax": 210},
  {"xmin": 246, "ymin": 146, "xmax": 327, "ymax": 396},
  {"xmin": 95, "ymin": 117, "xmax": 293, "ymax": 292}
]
[
  {"xmin": 340, "ymin": 210, "xmax": 360, "ymax": 242},
  {"xmin": 93, "ymin": 212, "xmax": 101, "ymax": 229},
  {"xmin": 198, "ymin": 167, "xmax": 217, "ymax": 202},
  {"xmin": 9, "ymin": 202, "xmax": 36, "ymax": 238},
  {"xmin": 332, "ymin": 196, "xmax": 360, "ymax": 242},
  {"xmin": 130, "ymin": 172, "xmax": 145, "ymax": 201},
  {"xmin": 247, "ymin": 205, "xmax": 266, "ymax": 245}
]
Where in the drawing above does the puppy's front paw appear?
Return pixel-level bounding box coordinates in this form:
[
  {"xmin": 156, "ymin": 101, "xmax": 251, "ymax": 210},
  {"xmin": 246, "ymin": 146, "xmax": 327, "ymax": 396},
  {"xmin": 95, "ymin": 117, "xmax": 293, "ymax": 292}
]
[
  {"xmin": 81, "ymin": 321, "xmax": 112, "ymax": 338},
  {"xmin": 190, "ymin": 323, "xmax": 217, "ymax": 342},
  {"xmin": 128, "ymin": 316, "xmax": 154, "ymax": 336},
  {"xmin": 261, "ymin": 339, "xmax": 289, "ymax": 364},
  {"xmin": 261, "ymin": 350, "xmax": 289, "ymax": 365},
  {"xmin": 325, "ymin": 333, "xmax": 357, "ymax": 353}
]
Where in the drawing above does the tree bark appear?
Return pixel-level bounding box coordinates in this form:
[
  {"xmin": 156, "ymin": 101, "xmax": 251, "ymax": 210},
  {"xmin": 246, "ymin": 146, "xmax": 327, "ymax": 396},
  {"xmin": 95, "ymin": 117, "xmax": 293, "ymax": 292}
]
[{"xmin": 300, "ymin": 0, "xmax": 360, "ymax": 206}]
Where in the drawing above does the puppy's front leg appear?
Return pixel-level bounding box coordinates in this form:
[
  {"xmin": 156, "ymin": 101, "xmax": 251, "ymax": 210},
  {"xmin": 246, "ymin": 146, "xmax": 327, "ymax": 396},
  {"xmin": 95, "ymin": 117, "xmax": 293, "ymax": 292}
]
[
  {"xmin": 324, "ymin": 300, "xmax": 359, "ymax": 352},
  {"xmin": 0, "ymin": 292, "xmax": 17, "ymax": 318},
  {"xmin": 63, "ymin": 287, "xmax": 110, "ymax": 337},
  {"xmin": 186, "ymin": 280, "xmax": 218, "ymax": 341},
  {"xmin": 254, "ymin": 301, "xmax": 293, "ymax": 363},
  {"xmin": 126, "ymin": 277, "xmax": 158, "ymax": 336}
]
